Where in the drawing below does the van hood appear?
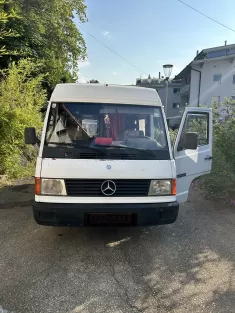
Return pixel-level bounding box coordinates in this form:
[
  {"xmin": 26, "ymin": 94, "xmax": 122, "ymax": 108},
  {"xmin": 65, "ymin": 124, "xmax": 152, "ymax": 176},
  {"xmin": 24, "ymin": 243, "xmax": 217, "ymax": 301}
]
[{"xmin": 40, "ymin": 158, "xmax": 174, "ymax": 179}]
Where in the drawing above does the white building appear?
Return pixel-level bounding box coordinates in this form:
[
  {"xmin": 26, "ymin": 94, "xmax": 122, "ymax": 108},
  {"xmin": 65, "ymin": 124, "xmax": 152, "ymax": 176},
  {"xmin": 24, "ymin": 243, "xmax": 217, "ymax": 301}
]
[
  {"xmin": 136, "ymin": 75, "xmax": 184, "ymax": 120},
  {"xmin": 175, "ymin": 43, "xmax": 235, "ymax": 108}
]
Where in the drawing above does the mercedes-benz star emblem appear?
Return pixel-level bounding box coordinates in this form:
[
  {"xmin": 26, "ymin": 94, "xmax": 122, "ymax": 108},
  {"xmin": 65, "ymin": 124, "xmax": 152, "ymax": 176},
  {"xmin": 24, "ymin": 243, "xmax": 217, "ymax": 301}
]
[
  {"xmin": 101, "ymin": 180, "xmax": 116, "ymax": 196},
  {"xmin": 106, "ymin": 165, "xmax": 111, "ymax": 170}
]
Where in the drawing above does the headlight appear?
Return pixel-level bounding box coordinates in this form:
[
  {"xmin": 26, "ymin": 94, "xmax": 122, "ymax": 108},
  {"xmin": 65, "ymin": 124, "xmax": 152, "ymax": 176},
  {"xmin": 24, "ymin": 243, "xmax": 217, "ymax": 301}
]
[
  {"xmin": 40, "ymin": 179, "xmax": 67, "ymax": 196},
  {"xmin": 148, "ymin": 180, "xmax": 174, "ymax": 196}
]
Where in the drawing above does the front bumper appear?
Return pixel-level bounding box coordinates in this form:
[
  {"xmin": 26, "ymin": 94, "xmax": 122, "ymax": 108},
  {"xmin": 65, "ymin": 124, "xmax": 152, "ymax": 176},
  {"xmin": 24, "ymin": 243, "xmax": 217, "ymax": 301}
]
[{"xmin": 33, "ymin": 201, "xmax": 179, "ymax": 227}]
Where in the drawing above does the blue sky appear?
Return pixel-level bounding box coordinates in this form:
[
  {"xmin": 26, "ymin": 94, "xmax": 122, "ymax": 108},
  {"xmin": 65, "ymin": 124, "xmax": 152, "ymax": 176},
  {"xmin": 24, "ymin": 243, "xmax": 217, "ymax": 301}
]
[{"xmin": 76, "ymin": 0, "xmax": 235, "ymax": 85}]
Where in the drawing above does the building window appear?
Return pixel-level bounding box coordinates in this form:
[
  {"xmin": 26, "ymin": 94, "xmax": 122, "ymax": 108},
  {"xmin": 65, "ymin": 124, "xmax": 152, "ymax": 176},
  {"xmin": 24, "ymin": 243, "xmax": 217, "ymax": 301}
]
[
  {"xmin": 211, "ymin": 96, "xmax": 220, "ymax": 104},
  {"xmin": 213, "ymin": 74, "xmax": 221, "ymax": 83},
  {"xmin": 173, "ymin": 88, "xmax": 180, "ymax": 94},
  {"xmin": 233, "ymin": 75, "xmax": 235, "ymax": 84},
  {"xmin": 173, "ymin": 103, "xmax": 180, "ymax": 109}
]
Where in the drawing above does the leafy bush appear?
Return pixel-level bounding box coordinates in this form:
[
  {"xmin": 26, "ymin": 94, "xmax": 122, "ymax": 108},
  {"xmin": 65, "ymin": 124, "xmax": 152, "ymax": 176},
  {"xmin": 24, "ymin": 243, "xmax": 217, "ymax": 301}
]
[
  {"xmin": 200, "ymin": 99, "xmax": 235, "ymax": 201},
  {"xmin": 169, "ymin": 128, "xmax": 178, "ymax": 146},
  {"xmin": 0, "ymin": 59, "xmax": 46, "ymax": 178},
  {"xmin": 169, "ymin": 101, "xmax": 235, "ymax": 202}
]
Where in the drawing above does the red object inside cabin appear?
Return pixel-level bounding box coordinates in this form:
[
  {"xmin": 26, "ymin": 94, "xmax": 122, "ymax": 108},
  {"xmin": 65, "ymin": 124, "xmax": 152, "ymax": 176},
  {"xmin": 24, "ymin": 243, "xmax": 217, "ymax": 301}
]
[{"xmin": 95, "ymin": 137, "xmax": 113, "ymax": 145}]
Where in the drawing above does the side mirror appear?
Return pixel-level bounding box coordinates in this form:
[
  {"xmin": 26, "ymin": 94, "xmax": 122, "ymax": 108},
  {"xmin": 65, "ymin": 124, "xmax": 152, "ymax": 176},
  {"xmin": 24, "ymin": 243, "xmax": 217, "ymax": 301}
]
[
  {"xmin": 24, "ymin": 127, "xmax": 39, "ymax": 145},
  {"xmin": 183, "ymin": 132, "xmax": 198, "ymax": 150}
]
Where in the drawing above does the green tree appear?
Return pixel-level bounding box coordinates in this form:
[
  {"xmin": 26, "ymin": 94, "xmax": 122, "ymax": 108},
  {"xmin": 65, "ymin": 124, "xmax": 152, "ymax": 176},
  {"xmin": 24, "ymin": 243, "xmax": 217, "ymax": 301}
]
[
  {"xmin": 0, "ymin": 59, "xmax": 46, "ymax": 178},
  {"xmin": 0, "ymin": 0, "xmax": 20, "ymax": 57},
  {"xmin": 0, "ymin": 0, "xmax": 87, "ymax": 92}
]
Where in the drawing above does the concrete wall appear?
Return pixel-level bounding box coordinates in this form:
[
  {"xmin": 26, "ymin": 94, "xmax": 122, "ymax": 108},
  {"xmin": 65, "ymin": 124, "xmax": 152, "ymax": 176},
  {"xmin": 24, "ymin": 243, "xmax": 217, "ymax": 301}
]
[
  {"xmin": 189, "ymin": 69, "xmax": 200, "ymax": 106},
  {"xmin": 189, "ymin": 59, "xmax": 235, "ymax": 107},
  {"xmin": 157, "ymin": 86, "xmax": 182, "ymax": 118},
  {"xmin": 135, "ymin": 82, "xmax": 183, "ymax": 118}
]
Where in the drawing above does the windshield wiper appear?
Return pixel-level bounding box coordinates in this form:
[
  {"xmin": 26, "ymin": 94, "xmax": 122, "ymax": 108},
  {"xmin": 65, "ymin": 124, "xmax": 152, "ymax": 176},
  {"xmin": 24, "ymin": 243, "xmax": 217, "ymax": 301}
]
[
  {"xmin": 47, "ymin": 142, "xmax": 157, "ymax": 157},
  {"xmin": 47, "ymin": 142, "xmax": 107, "ymax": 152},
  {"xmin": 93, "ymin": 144, "xmax": 157, "ymax": 156}
]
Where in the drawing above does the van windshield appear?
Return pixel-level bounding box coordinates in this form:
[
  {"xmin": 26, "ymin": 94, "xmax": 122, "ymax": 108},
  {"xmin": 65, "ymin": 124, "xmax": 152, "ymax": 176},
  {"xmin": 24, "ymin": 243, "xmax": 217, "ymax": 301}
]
[{"xmin": 44, "ymin": 102, "xmax": 169, "ymax": 159}]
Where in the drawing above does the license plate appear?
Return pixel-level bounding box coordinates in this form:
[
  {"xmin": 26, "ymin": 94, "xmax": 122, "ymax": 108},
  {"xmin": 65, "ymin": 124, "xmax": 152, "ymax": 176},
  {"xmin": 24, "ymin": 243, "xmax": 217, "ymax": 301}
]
[{"xmin": 87, "ymin": 213, "xmax": 132, "ymax": 225}]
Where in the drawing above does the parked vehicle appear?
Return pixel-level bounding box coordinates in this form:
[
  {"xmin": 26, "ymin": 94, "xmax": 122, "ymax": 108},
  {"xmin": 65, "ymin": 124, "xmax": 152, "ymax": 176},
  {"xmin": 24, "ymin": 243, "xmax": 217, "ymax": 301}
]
[{"xmin": 25, "ymin": 84, "xmax": 213, "ymax": 226}]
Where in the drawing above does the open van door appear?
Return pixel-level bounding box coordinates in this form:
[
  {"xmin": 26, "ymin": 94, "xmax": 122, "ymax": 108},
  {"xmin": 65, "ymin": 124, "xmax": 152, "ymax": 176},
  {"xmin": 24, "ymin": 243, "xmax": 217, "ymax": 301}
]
[{"xmin": 174, "ymin": 107, "xmax": 213, "ymax": 204}]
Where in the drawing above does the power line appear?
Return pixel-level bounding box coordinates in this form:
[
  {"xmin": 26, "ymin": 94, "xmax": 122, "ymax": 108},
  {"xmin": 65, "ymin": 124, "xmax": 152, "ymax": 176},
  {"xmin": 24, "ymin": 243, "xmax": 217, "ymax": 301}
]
[
  {"xmin": 88, "ymin": 18, "xmax": 108, "ymax": 33},
  {"xmin": 176, "ymin": 0, "xmax": 235, "ymax": 33},
  {"xmin": 79, "ymin": 24, "xmax": 148, "ymax": 75}
]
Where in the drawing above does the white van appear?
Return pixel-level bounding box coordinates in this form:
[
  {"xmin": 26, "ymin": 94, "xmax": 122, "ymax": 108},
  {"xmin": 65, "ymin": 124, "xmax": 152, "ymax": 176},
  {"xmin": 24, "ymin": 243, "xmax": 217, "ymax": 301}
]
[{"xmin": 25, "ymin": 84, "xmax": 213, "ymax": 226}]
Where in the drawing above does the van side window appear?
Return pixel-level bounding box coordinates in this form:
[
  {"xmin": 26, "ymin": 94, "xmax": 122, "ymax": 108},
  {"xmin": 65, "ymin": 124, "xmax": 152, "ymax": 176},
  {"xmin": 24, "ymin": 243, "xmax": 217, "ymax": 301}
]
[
  {"xmin": 180, "ymin": 113, "xmax": 209, "ymax": 149},
  {"xmin": 46, "ymin": 106, "xmax": 57, "ymax": 142}
]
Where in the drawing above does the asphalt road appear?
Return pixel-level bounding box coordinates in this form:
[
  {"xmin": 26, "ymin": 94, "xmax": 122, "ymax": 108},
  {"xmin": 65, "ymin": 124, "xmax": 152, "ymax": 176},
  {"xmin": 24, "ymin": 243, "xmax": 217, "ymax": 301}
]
[{"xmin": 0, "ymin": 181, "xmax": 235, "ymax": 313}]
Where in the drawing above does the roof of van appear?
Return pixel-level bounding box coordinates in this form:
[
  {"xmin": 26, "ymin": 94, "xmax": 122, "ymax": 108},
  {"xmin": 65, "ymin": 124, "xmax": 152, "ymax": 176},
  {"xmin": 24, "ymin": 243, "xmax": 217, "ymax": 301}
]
[{"xmin": 50, "ymin": 83, "xmax": 162, "ymax": 106}]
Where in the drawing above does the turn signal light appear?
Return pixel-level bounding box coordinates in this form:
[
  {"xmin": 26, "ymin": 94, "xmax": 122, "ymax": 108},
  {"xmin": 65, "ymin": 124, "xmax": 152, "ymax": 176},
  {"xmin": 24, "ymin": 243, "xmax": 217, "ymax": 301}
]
[
  {"xmin": 35, "ymin": 177, "xmax": 41, "ymax": 195},
  {"xmin": 172, "ymin": 179, "xmax": 176, "ymax": 196}
]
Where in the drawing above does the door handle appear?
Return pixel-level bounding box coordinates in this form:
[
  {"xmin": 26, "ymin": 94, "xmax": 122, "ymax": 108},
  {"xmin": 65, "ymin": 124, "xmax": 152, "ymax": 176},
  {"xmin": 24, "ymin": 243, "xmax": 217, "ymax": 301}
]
[{"xmin": 205, "ymin": 156, "xmax": 213, "ymax": 160}]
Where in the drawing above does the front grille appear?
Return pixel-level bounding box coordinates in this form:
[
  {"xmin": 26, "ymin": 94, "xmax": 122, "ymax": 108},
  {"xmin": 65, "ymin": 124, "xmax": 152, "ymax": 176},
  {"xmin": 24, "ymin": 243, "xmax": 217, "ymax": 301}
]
[{"xmin": 65, "ymin": 179, "xmax": 150, "ymax": 197}]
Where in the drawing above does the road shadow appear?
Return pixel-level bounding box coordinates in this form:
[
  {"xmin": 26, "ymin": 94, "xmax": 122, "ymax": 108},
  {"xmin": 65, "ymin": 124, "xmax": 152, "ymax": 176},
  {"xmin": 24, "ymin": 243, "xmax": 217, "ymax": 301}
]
[
  {"xmin": 0, "ymin": 183, "xmax": 34, "ymax": 209},
  {"xmin": 48, "ymin": 222, "xmax": 235, "ymax": 313},
  {"xmin": 0, "ymin": 182, "xmax": 235, "ymax": 313}
]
